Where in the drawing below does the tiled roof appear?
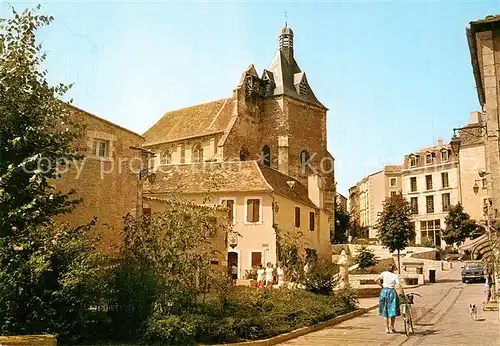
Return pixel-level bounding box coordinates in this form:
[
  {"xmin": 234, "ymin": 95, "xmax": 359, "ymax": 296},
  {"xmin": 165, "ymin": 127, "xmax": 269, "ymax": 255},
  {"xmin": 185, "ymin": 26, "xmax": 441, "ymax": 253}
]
[
  {"xmin": 470, "ymin": 15, "xmax": 500, "ymax": 25},
  {"xmin": 144, "ymin": 161, "xmax": 269, "ymax": 194},
  {"xmin": 384, "ymin": 165, "xmax": 402, "ymax": 172},
  {"xmin": 144, "ymin": 161, "xmax": 318, "ymax": 208},
  {"xmin": 142, "ymin": 98, "xmax": 234, "ymax": 145},
  {"xmin": 258, "ymin": 163, "xmax": 317, "ymax": 208}
]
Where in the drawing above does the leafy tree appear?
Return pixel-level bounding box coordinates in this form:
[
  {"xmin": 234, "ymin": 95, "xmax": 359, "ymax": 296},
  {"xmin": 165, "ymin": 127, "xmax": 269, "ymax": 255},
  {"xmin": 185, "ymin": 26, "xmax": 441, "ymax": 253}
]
[
  {"xmin": 376, "ymin": 193, "xmax": 415, "ymax": 272},
  {"xmin": 354, "ymin": 245, "xmax": 378, "ymax": 269},
  {"xmin": 0, "ymin": 6, "xmax": 99, "ymax": 341},
  {"xmin": 332, "ymin": 203, "xmax": 349, "ymax": 244},
  {"xmin": 443, "ymin": 203, "xmax": 478, "ymax": 246},
  {"xmin": 0, "ymin": 5, "xmax": 84, "ymax": 234}
]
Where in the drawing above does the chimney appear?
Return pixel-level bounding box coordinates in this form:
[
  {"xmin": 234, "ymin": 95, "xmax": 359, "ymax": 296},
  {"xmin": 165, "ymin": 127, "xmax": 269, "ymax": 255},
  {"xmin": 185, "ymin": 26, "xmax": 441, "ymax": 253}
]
[{"xmin": 470, "ymin": 111, "xmax": 482, "ymax": 124}]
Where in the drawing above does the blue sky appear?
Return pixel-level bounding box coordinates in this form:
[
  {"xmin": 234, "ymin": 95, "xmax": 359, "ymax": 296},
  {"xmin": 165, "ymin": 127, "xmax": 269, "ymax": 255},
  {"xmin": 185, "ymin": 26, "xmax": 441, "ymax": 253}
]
[{"xmin": 2, "ymin": 1, "xmax": 500, "ymax": 196}]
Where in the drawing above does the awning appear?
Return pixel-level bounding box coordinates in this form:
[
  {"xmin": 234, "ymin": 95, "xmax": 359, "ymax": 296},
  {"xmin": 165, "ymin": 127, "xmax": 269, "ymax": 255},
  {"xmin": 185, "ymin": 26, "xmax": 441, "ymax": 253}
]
[{"xmin": 460, "ymin": 234, "xmax": 492, "ymax": 260}]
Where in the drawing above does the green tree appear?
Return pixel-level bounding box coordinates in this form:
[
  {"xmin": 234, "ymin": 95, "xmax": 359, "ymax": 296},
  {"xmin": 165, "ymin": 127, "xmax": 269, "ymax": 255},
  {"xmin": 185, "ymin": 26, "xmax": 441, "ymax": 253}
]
[
  {"xmin": 443, "ymin": 203, "xmax": 478, "ymax": 246},
  {"xmin": 0, "ymin": 7, "xmax": 98, "ymax": 341},
  {"xmin": 332, "ymin": 203, "xmax": 349, "ymax": 244},
  {"xmin": 0, "ymin": 5, "xmax": 83, "ymax": 234},
  {"xmin": 376, "ymin": 193, "xmax": 415, "ymax": 272},
  {"xmin": 354, "ymin": 245, "xmax": 378, "ymax": 269}
]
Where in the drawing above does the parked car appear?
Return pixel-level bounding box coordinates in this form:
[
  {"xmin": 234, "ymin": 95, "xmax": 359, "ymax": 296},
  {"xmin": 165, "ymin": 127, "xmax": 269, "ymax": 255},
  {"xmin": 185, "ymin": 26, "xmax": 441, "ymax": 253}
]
[
  {"xmin": 461, "ymin": 261, "xmax": 487, "ymax": 283},
  {"xmin": 444, "ymin": 253, "xmax": 462, "ymax": 261}
]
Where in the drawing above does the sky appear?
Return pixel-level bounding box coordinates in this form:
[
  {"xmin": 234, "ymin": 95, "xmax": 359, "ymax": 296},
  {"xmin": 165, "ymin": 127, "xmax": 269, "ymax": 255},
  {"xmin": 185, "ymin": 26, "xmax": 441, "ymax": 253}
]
[{"xmin": 2, "ymin": 0, "xmax": 500, "ymax": 196}]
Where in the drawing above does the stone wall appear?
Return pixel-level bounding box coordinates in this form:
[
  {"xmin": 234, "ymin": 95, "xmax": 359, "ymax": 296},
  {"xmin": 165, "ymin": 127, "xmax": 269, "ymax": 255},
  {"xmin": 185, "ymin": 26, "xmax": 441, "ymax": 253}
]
[{"xmin": 52, "ymin": 107, "xmax": 144, "ymax": 252}]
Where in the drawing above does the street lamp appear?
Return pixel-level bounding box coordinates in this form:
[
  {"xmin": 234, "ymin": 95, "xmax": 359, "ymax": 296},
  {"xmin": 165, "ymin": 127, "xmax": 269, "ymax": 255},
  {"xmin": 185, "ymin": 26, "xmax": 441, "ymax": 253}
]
[
  {"xmin": 473, "ymin": 181, "xmax": 480, "ymax": 195},
  {"xmin": 228, "ymin": 232, "xmax": 238, "ymax": 249},
  {"xmin": 450, "ymin": 134, "xmax": 461, "ymax": 156}
]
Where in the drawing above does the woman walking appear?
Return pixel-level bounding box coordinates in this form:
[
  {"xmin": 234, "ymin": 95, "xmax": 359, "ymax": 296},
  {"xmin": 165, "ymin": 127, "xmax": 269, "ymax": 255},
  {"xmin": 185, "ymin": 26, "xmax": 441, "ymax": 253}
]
[
  {"xmin": 375, "ymin": 263, "xmax": 404, "ymax": 334},
  {"xmin": 265, "ymin": 262, "xmax": 274, "ymax": 289},
  {"xmin": 485, "ymin": 274, "xmax": 493, "ymax": 302},
  {"xmin": 256, "ymin": 264, "xmax": 265, "ymax": 288}
]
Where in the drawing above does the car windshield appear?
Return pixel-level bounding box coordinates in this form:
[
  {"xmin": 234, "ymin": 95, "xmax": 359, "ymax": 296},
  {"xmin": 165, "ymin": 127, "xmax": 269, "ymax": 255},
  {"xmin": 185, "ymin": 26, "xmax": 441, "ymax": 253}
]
[{"xmin": 464, "ymin": 262, "xmax": 483, "ymax": 269}]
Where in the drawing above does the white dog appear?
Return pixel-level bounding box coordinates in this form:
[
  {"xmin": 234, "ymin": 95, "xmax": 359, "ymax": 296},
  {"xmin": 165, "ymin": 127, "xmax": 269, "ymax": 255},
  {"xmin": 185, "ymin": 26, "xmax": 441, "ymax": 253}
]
[{"xmin": 469, "ymin": 303, "xmax": 478, "ymax": 321}]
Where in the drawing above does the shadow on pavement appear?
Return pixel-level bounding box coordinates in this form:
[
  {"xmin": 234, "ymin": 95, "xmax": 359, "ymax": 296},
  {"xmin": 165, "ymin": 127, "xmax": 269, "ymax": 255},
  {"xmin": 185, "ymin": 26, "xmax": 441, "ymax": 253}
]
[
  {"xmin": 436, "ymin": 279, "xmax": 462, "ymax": 283},
  {"xmin": 411, "ymin": 329, "xmax": 440, "ymax": 336}
]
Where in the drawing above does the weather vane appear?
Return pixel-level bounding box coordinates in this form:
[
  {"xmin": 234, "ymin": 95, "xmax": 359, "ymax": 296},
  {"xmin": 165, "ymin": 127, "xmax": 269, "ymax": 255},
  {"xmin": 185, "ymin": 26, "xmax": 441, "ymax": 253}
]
[{"xmin": 285, "ymin": 12, "xmax": 288, "ymax": 26}]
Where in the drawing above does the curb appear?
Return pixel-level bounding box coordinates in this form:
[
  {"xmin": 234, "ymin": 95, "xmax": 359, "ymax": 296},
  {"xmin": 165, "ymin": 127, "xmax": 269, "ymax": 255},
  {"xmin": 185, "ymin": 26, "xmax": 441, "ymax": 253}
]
[{"xmin": 218, "ymin": 305, "xmax": 377, "ymax": 346}]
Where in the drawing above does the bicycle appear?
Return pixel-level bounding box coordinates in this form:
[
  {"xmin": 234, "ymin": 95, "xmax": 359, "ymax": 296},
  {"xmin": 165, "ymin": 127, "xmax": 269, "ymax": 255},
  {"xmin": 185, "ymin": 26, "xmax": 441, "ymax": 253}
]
[{"xmin": 400, "ymin": 293, "xmax": 421, "ymax": 337}]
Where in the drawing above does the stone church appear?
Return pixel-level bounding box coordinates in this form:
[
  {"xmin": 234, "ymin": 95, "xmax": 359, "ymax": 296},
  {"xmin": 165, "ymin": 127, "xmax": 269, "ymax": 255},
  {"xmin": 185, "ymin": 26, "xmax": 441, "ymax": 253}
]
[{"xmin": 141, "ymin": 24, "xmax": 336, "ymax": 276}]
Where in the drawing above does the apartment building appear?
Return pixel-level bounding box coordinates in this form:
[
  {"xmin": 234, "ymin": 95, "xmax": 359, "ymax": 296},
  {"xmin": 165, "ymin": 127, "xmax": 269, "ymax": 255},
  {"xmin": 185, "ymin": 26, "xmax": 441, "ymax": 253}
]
[
  {"xmin": 402, "ymin": 139, "xmax": 458, "ymax": 248},
  {"xmin": 349, "ymin": 165, "xmax": 402, "ymax": 239}
]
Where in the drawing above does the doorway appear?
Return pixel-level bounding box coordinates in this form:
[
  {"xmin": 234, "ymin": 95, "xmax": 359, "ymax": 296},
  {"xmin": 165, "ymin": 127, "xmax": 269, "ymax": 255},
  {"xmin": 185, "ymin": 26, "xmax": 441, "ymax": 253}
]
[{"xmin": 228, "ymin": 252, "xmax": 238, "ymax": 278}]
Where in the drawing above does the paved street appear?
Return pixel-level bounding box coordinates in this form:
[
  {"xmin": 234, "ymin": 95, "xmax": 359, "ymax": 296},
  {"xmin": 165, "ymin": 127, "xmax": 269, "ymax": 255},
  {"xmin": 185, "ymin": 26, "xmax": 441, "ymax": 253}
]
[{"xmin": 280, "ymin": 264, "xmax": 500, "ymax": 346}]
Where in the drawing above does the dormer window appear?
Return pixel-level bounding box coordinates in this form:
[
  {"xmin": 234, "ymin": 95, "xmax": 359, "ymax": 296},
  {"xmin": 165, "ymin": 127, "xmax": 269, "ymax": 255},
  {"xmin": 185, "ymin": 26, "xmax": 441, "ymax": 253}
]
[
  {"xmin": 441, "ymin": 150, "xmax": 449, "ymax": 162},
  {"xmin": 299, "ymin": 80, "xmax": 308, "ymax": 96},
  {"xmin": 425, "ymin": 153, "xmax": 433, "ymax": 165},
  {"xmin": 410, "ymin": 156, "xmax": 418, "ymax": 167}
]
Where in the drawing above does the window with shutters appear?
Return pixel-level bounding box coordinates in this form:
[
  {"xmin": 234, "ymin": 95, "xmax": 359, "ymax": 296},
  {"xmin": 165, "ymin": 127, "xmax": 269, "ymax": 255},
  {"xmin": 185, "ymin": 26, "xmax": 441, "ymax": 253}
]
[
  {"xmin": 294, "ymin": 207, "xmax": 301, "ymax": 228},
  {"xmin": 309, "ymin": 212, "xmax": 315, "ymax": 231},
  {"xmin": 245, "ymin": 198, "xmax": 261, "ymax": 223},
  {"xmin": 251, "ymin": 252, "xmax": 262, "ymax": 267}
]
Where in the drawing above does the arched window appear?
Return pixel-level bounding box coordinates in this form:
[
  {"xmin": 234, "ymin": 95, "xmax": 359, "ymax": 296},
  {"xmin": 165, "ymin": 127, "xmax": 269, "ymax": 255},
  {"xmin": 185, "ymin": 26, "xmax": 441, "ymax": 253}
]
[
  {"xmin": 261, "ymin": 145, "xmax": 271, "ymax": 166},
  {"xmin": 192, "ymin": 144, "xmax": 203, "ymax": 163},
  {"xmin": 161, "ymin": 150, "xmax": 172, "ymax": 165},
  {"xmin": 240, "ymin": 147, "xmax": 249, "ymax": 161},
  {"xmin": 300, "ymin": 150, "xmax": 310, "ymax": 171}
]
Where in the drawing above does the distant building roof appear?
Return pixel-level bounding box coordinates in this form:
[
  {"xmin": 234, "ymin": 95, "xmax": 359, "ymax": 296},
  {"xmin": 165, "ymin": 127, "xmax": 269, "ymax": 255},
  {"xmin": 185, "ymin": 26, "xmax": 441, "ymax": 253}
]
[
  {"xmin": 142, "ymin": 98, "xmax": 233, "ymax": 146},
  {"xmin": 384, "ymin": 165, "xmax": 402, "ymax": 173},
  {"xmin": 144, "ymin": 161, "xmax": 317, "ymax": 208}
]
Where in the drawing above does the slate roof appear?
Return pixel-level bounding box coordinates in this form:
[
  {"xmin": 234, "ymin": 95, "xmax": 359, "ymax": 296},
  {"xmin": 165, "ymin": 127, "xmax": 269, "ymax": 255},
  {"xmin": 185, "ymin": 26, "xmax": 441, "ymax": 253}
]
[
  {"xmin": 142, "ymin": 98, "xmax": 234, "ymax": 146},
  {"xmin": 143, "ymin": 161, "xmax": 317, "ymax": 208},
  {"xmin": 266, "ymin": 50, "xmax": 326, "ymax": 109}
]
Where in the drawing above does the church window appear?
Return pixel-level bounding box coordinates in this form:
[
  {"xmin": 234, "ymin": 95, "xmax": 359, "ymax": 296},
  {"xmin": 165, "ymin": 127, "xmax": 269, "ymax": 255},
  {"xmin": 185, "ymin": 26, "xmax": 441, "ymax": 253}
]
[
  {"xmin": 261, "ymin": 145, "xmax": 271, "ymax": 167},
  {"xmin": 180, "ymin": 144, "xmax": 186, "ymax": 163},
  {"xmin": 300, "ymin": 150, "xmax": 310, "ymax": 171},
  {"xmin": 192, "ymin": 144, "xmax": 203, "ymax": 163},
  {"xmin": 240, "ymin": 147, "xmax": 249, "ymax": 161},
  {"xmin": 160, "ymin": 150, "xmax": 172, "ymax": 165}
]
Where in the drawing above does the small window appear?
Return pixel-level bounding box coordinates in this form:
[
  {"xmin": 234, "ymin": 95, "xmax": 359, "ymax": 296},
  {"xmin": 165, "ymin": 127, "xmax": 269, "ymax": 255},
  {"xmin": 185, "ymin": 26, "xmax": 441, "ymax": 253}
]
[
  {"xmin": 309, "ymin": 212, "xmax": 315, "ymax": 231},
  {"xmin": 426, "ymin": 195, "xmax": 434, "ymax": 213},
  {"xmin": 299, "ymin": 80, "xmax": 308, "ymax": 96},
  {"xmin": 192, "ymin": 144, "xmax": 203, "ymax": 163},
  {"xmin": 294, "ymin": 207, "xmax": 301, "ymax": 228},
  {"xmin": 426, "ymin": 175, "xmax": 433, "ymax": 190},
  {"xmin": 426, "ymin": 153, "xmax": 433, "ymax": 164},
  {"xmin": 221, "ymin": 199, "xmax": 235, "ymax": 224},
  {"xmin": 390, "ymin": 177, "xmax": 397, "ymax": 187},
  {"xmin": 441, "ymin": 172, "xmax": 449, "ymax": 188},
  {"xmin": 482, "ymin": 178, "xmax": 487, "ymax": 189},
  {"xmin": 300, "ymin": 150, "xmax": 310, "ymax": 171},
  {"xmin": 161, "ymin": 150, "xmax": 172, "ymax": 165},
  {"xmin": 410, "ymin": 177, "xmax": 417, "ymax": 192},
  {"xmin": 442, "ymin": 193, "xmax": 451, "ymax": 212},
  {"xmin": 441, "ymin": 150, "xmax": 449, "ymax": 162},
  {"xmin": 411, "ymin": 197, "xmax": 418, "ymax": 214},
  {"xmin": 251, "ymin": 252, "xmax": 262, "ymax": 267},
  {"xmin": 261, "ymin": 145, "xmax": 271, "ymax": 167},
  {"xmin": 239, "ymin": 147, "xmax": 248, "ymax": 161},
  {"xmin": 410, "ymin": 156, "xmax": 418, "ymax": 167},
  {"xmin": 391, "ymin": 191, "xmax": 397, "ymax": 197},
  {"xmin": 92, "ymin": 139, "xmax": 109, "ymax": 157},
  {"xmin": 246, "ymin": 199, "xmax": 260, "ymax": 223}
]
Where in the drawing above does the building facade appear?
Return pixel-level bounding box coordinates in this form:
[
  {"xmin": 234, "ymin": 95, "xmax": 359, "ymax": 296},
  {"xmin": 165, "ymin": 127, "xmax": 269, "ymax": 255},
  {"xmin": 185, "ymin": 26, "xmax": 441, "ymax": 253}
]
[
  {"xmin": 349, "ymin": 165, "xmax": 402, "ymax": 239},
  {"xmin": 402, "ymin": 140, "xmax": 458, "ymax": 247},
  {"xmin": 336, "ymin": 192, "xmax": 348, "ymax": 213}
]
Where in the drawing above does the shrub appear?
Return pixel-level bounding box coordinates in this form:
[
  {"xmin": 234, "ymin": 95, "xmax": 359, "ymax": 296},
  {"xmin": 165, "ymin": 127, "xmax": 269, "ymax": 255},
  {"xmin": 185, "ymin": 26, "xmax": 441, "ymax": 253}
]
[
  {"xmin": 304, "ymin": 259, "xmax": 339, "ymax": 295},
  {"xmin": 245, "ymin": 268, "xmax": 257, "ymax": 280},
  {"xmin": 354, "ymin": 245, "xmax": 378, "ymax": 269}
]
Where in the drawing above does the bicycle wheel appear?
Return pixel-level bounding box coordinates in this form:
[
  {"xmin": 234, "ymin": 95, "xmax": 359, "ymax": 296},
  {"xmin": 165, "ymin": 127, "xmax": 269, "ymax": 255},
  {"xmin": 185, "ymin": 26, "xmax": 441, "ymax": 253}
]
[{"xmin": 409, "ymin": 306, "xmax": 414, "ymax": 333}]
